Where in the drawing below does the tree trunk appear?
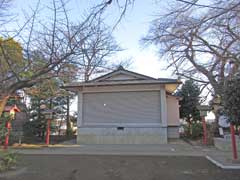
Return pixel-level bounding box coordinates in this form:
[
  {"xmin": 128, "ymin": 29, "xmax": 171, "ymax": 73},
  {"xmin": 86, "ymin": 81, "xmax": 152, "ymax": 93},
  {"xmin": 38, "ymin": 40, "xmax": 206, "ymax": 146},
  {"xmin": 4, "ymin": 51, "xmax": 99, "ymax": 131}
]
[
  {"xmin": 0, "ymin": 96, "xmax": 9, "ymax": 117},
  {"xmin": 186, "ymin": 118, "xmax": 192, "ymax": 136}
]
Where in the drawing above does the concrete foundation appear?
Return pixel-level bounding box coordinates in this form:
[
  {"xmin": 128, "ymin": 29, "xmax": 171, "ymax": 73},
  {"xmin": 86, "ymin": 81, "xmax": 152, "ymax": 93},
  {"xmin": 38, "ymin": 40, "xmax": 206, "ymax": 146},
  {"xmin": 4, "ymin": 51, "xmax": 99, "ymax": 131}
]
[
  {"xmin": 167, "ymin": 126, "xmax": 179, "ymax": 138},
  {"xmin": 214, "ymin": 136, "xmax": 240, "ymax": 151},
  {"xmin": 77, "ymin": 127, "xmax": 168, "ymax": 144}
]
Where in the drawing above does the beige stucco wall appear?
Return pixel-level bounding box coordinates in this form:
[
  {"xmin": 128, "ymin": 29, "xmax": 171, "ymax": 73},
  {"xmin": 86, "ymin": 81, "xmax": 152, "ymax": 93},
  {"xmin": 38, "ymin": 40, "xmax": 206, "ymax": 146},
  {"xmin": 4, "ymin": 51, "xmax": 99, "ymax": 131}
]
[{"xmin": 166, "ymin": 95, "xmax": 180, "ymax": 126}]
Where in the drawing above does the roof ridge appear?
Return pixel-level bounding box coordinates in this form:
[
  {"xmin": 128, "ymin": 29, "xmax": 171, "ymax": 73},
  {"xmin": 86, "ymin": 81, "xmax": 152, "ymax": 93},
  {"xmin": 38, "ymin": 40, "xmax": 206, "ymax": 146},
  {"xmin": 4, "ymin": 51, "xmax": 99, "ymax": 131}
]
[{"xmin": 89, "ymin": 68, "xmax": 157, "ymax": 82}]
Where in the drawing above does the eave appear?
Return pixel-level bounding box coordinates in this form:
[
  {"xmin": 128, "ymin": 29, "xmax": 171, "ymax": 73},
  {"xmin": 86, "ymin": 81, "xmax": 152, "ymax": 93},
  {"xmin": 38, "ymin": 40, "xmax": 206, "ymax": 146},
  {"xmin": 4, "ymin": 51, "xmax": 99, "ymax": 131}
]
[{"xmin": 64, "ymin": 80, "xmax": 181, "ymax": 93}]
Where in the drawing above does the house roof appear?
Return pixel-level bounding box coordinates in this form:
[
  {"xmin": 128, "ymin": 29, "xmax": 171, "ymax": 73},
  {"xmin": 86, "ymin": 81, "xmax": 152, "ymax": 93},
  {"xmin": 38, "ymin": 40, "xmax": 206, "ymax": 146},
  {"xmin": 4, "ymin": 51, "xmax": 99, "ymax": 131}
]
[
  {"xmin": 90, "ymin": 65, "xmax": 157, "ymax": 82},
  {"xmin": 64, "ymin": 66, "xmax": 181, "ymax": 90}
]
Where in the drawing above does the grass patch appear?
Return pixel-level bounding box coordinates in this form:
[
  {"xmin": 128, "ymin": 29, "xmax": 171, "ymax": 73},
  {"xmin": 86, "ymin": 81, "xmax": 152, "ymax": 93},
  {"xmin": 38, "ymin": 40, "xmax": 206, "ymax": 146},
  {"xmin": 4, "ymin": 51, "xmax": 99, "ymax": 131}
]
[{"xmin": 0, "ymin": 151, "xmax": 18, "ymax": 172}]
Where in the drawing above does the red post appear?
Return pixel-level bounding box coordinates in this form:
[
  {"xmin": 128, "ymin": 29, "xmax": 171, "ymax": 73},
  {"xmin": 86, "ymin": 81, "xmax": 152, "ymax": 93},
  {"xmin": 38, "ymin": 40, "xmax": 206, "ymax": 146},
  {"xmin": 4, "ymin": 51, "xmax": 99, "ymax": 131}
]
[
  {"xmin": 202, "ymin": 116, "xmax": 207, "ymax": 145},
  {"xmin": 45, "ymin": 119, "xmax": 51, "ymax": 145},
  {"xmin": 230, "ymin": 124, "xmax": 238, "ymax": 160},
  {"xmin": 4, "ymin": 121, "xmax": 11, "ymax": 149}
]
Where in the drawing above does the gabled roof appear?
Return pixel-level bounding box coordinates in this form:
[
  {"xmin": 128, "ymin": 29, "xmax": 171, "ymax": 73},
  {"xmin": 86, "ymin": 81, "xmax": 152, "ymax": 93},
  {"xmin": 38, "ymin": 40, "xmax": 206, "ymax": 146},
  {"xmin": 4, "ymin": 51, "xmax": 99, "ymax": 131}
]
[
  {"xmin": 63, "ymin": 66, "xmax": 181, "ymax": 91},
  {"xmin": 90, "ymin": 66, "xmax": 156, "ymax": 82}
]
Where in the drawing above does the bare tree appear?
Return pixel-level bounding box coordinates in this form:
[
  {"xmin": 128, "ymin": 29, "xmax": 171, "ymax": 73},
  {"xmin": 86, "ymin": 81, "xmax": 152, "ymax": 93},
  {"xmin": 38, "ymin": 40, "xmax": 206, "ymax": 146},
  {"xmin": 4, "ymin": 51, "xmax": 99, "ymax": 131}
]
[
  {"xmin": 0, "ymin": 0, "xmax": 134, "ymax": 116},
  {"xmin": 72, "ymin": 16, "xmax": 121, "ymax": 81},
  {"xmin": 143, "ymin": 0, "xmax": 240, "ymax": 105}
]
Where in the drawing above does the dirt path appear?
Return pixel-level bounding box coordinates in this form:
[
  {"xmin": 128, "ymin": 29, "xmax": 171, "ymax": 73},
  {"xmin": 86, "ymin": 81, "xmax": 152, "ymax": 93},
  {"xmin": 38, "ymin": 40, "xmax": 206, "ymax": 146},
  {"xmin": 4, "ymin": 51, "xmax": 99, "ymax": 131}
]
[{"xmin": 2, "ymin": 155, "xmax": 240, "ymax": 180}]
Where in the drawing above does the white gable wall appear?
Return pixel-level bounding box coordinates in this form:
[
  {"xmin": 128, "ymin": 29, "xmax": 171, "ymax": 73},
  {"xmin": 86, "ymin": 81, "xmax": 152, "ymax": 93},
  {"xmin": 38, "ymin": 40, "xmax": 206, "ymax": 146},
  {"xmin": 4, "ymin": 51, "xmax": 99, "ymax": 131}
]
[
  {"xmin": 94, "ymin": 69, "xmax": 152, "ymax": 82},
  {"xmin": 104, "ymin": 73, "xmax": 140, "ymax": 81}
]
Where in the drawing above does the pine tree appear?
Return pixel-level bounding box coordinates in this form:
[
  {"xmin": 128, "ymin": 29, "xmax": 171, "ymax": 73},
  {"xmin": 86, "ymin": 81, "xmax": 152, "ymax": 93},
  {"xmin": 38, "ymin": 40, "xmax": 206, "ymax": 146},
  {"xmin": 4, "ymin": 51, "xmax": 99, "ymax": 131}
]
[
  {"xmin": 176, "ymin": 80, "xmax": 201, "ymax": 135},
  {"xmin": 24, "ymin": 77, "xmax": 75, "ymax": 140}
]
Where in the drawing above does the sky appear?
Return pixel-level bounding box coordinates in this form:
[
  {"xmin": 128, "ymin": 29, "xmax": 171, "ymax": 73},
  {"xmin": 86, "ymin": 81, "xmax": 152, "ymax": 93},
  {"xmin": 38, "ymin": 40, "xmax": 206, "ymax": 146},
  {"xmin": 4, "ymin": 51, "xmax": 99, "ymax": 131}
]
[
  {"xmin": 10, "ymin": 0, "xmax": 210, "ymax": 80},
  {"xmin": 11, "ymin": 0, "xmax": 174, "ymax": 79}
]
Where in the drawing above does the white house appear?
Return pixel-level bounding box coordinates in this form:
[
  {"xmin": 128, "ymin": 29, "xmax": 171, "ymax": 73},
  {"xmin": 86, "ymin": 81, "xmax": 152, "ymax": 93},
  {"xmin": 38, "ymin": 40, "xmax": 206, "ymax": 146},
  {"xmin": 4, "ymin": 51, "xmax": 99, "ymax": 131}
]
[{"xmin": 64, "ymin": 66, "xmax": 181, "ymax": 144}]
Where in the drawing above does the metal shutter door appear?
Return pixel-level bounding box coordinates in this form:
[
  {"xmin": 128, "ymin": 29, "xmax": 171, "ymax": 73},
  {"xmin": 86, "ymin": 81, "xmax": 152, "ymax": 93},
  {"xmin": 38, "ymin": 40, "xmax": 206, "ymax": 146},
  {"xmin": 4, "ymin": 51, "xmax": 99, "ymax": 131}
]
[{"xmin": 83, "ymin": 91, "xmax": 161, "ymax": 125}]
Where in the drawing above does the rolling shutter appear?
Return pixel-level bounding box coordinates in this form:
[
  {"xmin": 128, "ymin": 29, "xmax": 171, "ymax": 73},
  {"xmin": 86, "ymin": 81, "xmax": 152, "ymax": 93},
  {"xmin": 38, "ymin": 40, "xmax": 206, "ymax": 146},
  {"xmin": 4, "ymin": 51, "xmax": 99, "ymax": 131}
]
[{"xmin": 83, "ymin": 91, "xmax": 161, "ymax": 125}]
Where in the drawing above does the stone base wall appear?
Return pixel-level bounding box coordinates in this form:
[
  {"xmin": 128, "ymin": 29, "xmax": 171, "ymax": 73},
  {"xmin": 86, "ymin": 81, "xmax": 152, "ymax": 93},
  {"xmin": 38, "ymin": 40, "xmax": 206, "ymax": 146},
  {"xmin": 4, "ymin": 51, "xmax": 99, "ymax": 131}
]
[
  {"xmin": 77, "ymin": 127, "xmax": 168, "ymax": 144},
  {"xmin": 167, "ymin": 126, "xmax": 179, "ymax": 138},
  {"xmin": 214, "ymin": 136, "xmax": 240, "ymax": 151}
]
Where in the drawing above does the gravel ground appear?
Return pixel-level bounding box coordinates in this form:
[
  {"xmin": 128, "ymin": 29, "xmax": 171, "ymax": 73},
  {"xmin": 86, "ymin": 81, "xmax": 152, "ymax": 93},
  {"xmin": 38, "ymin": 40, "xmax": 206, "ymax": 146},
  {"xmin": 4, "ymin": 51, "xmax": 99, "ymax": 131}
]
[{"xmin": 1, "ymin": 155, "xmax": 240, "ymax": 180}]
